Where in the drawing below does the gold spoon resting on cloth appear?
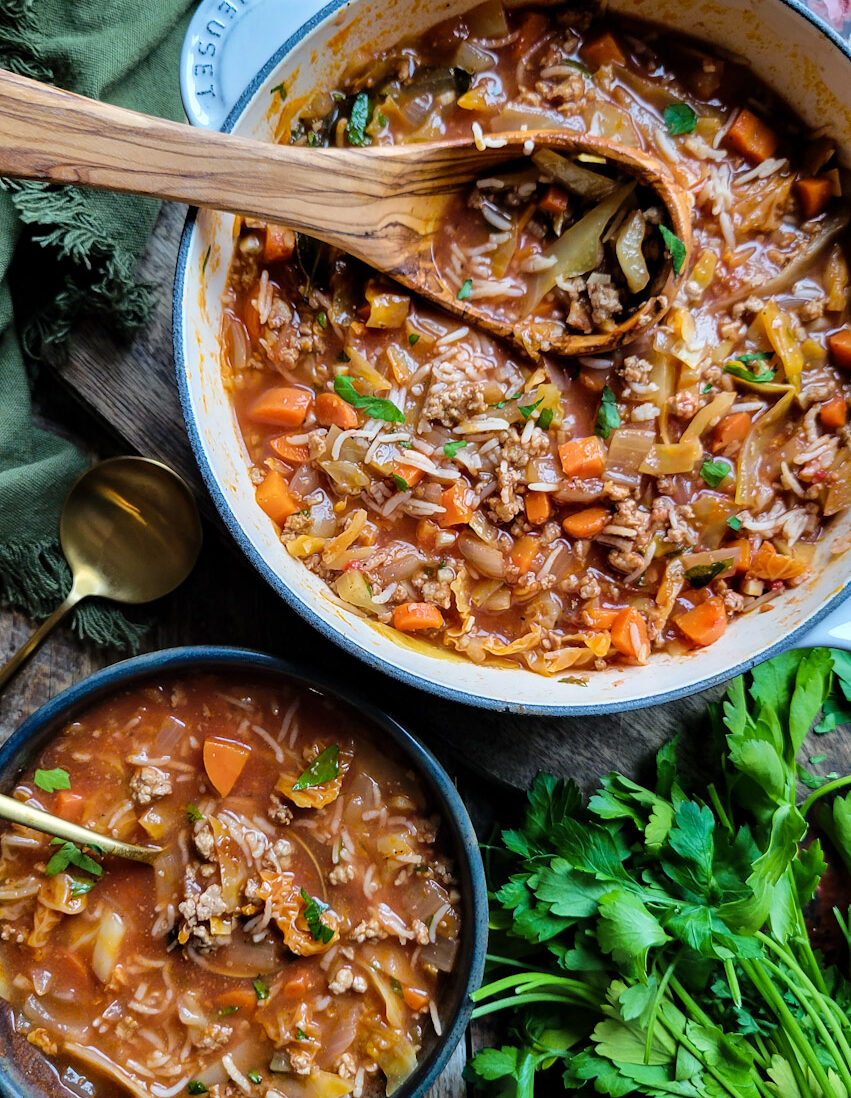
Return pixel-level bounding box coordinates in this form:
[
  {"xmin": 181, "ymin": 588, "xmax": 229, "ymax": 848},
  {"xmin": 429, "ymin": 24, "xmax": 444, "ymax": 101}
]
[
  {"xmin": 0, "ymin": 68, "xmax": 692, "ymax": 359},
  {"xmin": 0, "ymin": 457, "xmax": 202, "ymax": 690}
]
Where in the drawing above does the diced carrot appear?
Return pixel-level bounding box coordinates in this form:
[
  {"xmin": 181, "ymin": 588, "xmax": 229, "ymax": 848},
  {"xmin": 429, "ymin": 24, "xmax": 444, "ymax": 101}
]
[
  {"xmin": 795, "ymin": 176, "xmax": 833, "ymax": 220},
  {"xmin": 675, "ymin": 597, "xmax": 727, "ymax": 647},
  {"xmin": 749, "ymin": 541, "xmax": 807, "ymax": 581},
  {"xmin": 416, "ymin": 518, "xmax": 441, "ymax": 553},
  {"xmin": 558, "ymin": 436, "xmax": 607, "ymax": 479},
  {"xmin": 525, "ymin": 490, "xmax": 551, "ymax": 526},
  {"xmin": 402, "ymin": 985, "xmax": 430, "ymax": 1012},
  {"xmin": 562, "ymin": 506, "xmax": 610, "ymax": 539},
  {"xmin": 393, "ymin": 603, "xmax": 445, "ymax": 631},
  {"xmin": 582, "ymin": 31, "xmax": 626, "ymax": 70},
  {"xmin": 244, "ymin": 302, "xmax": 261, "ymax": 344},
  {"xmin": 270, "ymin": 435, "xmax": 310, "ymax": 464},
  {"xmin": 438, "ymin": 482, "xmax": 474, "ymax": 528},
  {"xmin": 255, "ymin": 470, "xmax": 301, "ymax": 525},
  {"xmin": 820, "ymin": 395, "xmax": 848, "ymax": 428},
  {"xmin": 249, "ymin": 386, "xmax": 313, "ymax": 428},
  {"xmin": 264, "ymin": 224, "xmax": 295, "ymax": 263},
  {"xmin": 610, "ymin": 607, "xmax": 650, "ymax": 663},
  {"xmin": 216, "ymin": 988, "xmax": 258, "ymax": 1014},
  {"xmin": 712, "ymin": 412, "xmax": 752, "ymax": 451},
  {"xmin": 731, "ymin": 538, "xmax": 752, "ymax": 574},
  {"xmin": 828, "ymin": 329, "xmax": 851, "ymax": 370},
  {"xmin": 510, "ymin": 534, "xmax": 540, "ymax": 574},
  {"xmin": 724, "ymin": 108, "xmax": 778, "ymax": 164},
  {"xmin": 392, "ymin": 463, "xmax": 424, "ymax": 488},
  {"xmin": 55, "ymin": 790, "xmax": 84, "ymax": 823},
  {"xmin": 316, "ymin": 391, "xmax": 359, "ymax": 429},
  {"xmin": 539, "ymin": 185, "xmax": 569, "ymax": 215},
  {"xmin": 203, "ymin": 737, "xmax": 251, "ymax": 797},
  {"xmin": 584, "ymin": 607, "xmax": 620, "ymax": 630}
]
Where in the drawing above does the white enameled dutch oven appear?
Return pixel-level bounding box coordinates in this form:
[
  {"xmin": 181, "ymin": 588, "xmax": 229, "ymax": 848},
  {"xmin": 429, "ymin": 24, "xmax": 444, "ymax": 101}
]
[{"xmin": 175, "ymin": 0, "xmax": 851, "ymax": 716}]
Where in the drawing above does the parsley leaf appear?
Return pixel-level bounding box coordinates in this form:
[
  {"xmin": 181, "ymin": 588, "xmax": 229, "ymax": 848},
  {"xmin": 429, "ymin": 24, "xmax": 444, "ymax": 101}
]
[
  {"xmin": 685, "ymin": 558, "xmax": 733, "ymax": 588},
  {"xmin": 334, "ymin": 375, "xmax": 404, "ymax": 422},
  {"xmin": 457, "ymin": 278, "xmax": 473, "ymax": 300},
  {"xmin": 253, "ymin": 979, "xmax": 269, "ymax": 1001},
  {"xmin": 247, "ymin": 1071, "xmax": 263, "ymax": 1085},
  {"xmin": 292, "ymin": 744, "xmax": 340, "ymax": 790},
  {"xmin": 347, "ymin": 92, "xmax": 372, "ymax": 146},
  {"xmin": 45, "ymin": 841, "xmax": 102, "ymax": 879},
  {"xmin": 560, "ymin": 676, "xmax": 589, "ymax": 686},
  {"xmin": 389, "ymin": 976, "xmax": 404, "ymax": 996},
  {"xmin": 700, "ymin": 457, "xmax": 731, "ymax": 487},
  {"xmin": 444, "ymin": 439, "xmax": 468, "ymax": 458},
  {"xmin": 728, "ymin": 515, "xmax": 742, "ymax": 531},
  {"xmin": 538, "ymin": 406, "xmax": 554, "ymax": 431},
  {"xmin": 659, "ymin": 225, "xmax": 686, "ymax": 275},
  {"xmin": 270, "ymin": 82, "xmax": 287, "ymax": 99},
  {"xmin": 34, "ymin": 768, "xmax": 70, "ymax": 793},
  {"xmin": 69, "ymin": 878, "xmax": 96, "ymax": 898},
  {"xmin": 296, "ymin": 1027, "xmax": 308, "ymax": 1040},
  {"xmin": 201, "ymin": 245, "xmax": 211, "ymax": 275},
  {"xmin": 186, "ymin": 804, "xmax": 203, "ymax": 823},
  {"xmin": 187, "ymin": 1084, "xmax": 208, "ymax": 1095},
  {"xmin": 392, "ymin": 473, "xmax": 410, "ymax": 491},
  {"xmin": 595, "ymin": 385, "xmax": 620, "ymax": 439},
  {"xmin": 664, "ymin": 101, "xmax": 697, "ymax": 135},
  {"xmin": 218, "ymin": 1005, "xmax": 240, "ymax": 1016},
  {"xmin": 408, "ymin": 332, "xmax": 420, "ymax": 346},
  {"xmin": 316, "ymin": 311, "xmax": 327, "ymax": 329},
  {"xmin": 300, "ymin": 888, "xmax": 335, "ymax": 944},
  {"xmin": 724, "ymin": 354, "xmax": 776, "ymax": 384},
  {"xmin": 518, "ymin": 396, "xmax": 544, "ymax": 420}
]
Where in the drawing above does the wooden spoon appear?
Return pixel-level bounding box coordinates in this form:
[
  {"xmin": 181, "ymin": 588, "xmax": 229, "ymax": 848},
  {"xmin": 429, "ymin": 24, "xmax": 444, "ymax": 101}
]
[{"xmin": 0, "ymin": 68, "xmax": 692, "ymax": 358}]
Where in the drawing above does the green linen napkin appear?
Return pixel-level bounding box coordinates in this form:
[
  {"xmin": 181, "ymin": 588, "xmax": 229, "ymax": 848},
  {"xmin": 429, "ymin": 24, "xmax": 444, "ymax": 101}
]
[{"xmin": 0, "ymin": 0, "xmax": 195, "ymax": 650}]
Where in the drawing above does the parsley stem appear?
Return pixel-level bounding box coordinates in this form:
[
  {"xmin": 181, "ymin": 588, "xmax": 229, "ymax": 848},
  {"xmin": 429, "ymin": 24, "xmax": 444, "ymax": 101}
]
[
  {"xmin": 800, "ymin": 774, "xmax": 851, "ymax": 816},
  {"xmin": 668, "ymin": 975, "xmax": 715, "ymax": 1029},
  {"xmin": 722, "ymin": 958, "xmax": 741, "ymax": 1009},
  {"xmin": 644, "ymin": 957, "xmax": 678, "ymax": 1065},
  {"xmin": 471, "ymin": 991, "xmax": 588, "ymax": 1019},
  {"xmin": 755, "ymin": 929, "xmax": 830, "ymax": 1003},
  {"xmin": 471, "ymin": 972, "xmax": 596, "ymax": 1004},
  {"xmin": 769, "ymin": 1023, "xmax": 811, "ymax": 1098},
  {"xmin": 706, "ymin": 782, "xmax": 734, "ymax": 834},
  {"xmin": 655, "ymin": 1011, "xmax": 749, "ymax": 1098}
]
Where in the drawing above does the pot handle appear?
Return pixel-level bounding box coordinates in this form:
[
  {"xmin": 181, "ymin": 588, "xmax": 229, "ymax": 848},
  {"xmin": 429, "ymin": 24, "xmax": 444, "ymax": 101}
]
[
  {"xmin": 793, "ymin": 598, "xmax": 851, "ymax": 651},
  {"xmin": 180, "ymin": 0, "xmax": 326, "ymax": 130}
]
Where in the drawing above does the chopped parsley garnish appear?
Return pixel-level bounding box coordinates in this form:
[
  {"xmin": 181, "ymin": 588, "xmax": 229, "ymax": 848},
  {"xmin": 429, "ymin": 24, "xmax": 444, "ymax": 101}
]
[
  {"xmin": 337, "ymin": 350, "xmax": 351, "ymax": 363},
  {"xmin": 444, "ymin": 439, "xmax": 468, "ymax": 458},
  {"xmin": 316, "ymin": 311, "xmax": 327, "ymax": 329},
  {"xmin": 334, "ymin": 375, "xmax": 405, "ymax": 423},
  {"xmin": 218, "ymin": 1005, "xmax": 240, "ymax": 1016},
  {"xmin": 296, "ymin": 1027, "xmax": 308, "ymax": 1040},
  {"xmin": 538, "ymin": 406, "xmax": 554, "ymax": 431},
  {"xmin": 700, "ymin": 457, "xmax": 730, "ymax": 487},
  {"xmin": 270, "ymin": 82, "xmax": 287, "ymax": 99},
  {"xmin": 45, "ymin": 840, "xmax": 102, "ymax": 879},
  {"xmin": 389, "ymin": 976, "xmax": 404, "ymax": 996},
  {"xmin": 69, "ymin": 878, "xmax": 96, "ymax": 898},
  {"xmin": 186, "ymin": 804, "xmax": 203, "ymax": 823},
  {"xmin": 201, "ymin": 245, "xmax": 211, "ymax": 275},
  {"xmin": 457, "ymin": 278, "xmax": 473, "ymax": 300},
  {"xmin": 560, "ymin": 676, "xmax": 589, "ymax": 686},
  {"xmin": 300, "ymin": 888, "xmax": 335, "ymax": 944},
  {"xmin": 378, "ymin": 112, "xmax": 388, "ymax": 126},
  {"xmin": 307, "ymin": 132, "xmax": 318, "ymax": 147},
  {"xmin": 34, "ymin": 767, "xmax": 70, "ymax": 793},
  {"xmin": 393, "ymin": 473, "xmax": 410, "ymax": 492},
  {"xmin": 810, "ymin": 754, "xmax": 828, "ymax": 765},
  {"xmin": 292, "ymin": 744, "xmax": 340, "ymax": 790},
  {"xmin": 701, "ymin": 382, "xmax": 713, "ymax": 394},
  {"xmin": 187, "ymin": 1084, "xmax": 208, "ymax": 1095},
  {"xmin": 728, "ymin": 515, "xmax": 742, "ymax": 531},
  {"xmin": 253, "ymin": 979, "xmax": 270, "ymax": 1001},
  {"xmin": 398, "ymin": 440, "xmax": 413, "ymax": 449},
  {"xmin": 347, "ymin": 92, "xmax": 372, "ymax": 146},
  {"xmin": 659, "ymin": 225, "xmax": 686, "ymax": 276},
  {"xmin": 491, "ymin": 390, "xmax": 523, "ymax": 409},
  {"xmin": 724, "ymin": 353, "xmax": 776, "ymax": 384},
  {"xmin": 595, "ymin": 384, "xmax": 621, "ymax": 439},
  {"xmin": 518, "ymin": 396, "xmax": 544, "ymax": 420},
  {"xmin": 685, "ymin": 558, "xmax": 733, "ymax": 588},
  {"xmin": 409, "ymin": 332, "xmax": 420, "ymax": 346},
  {"xmin": 248, "ymin": 1071, "xmax": 263, "ymax": 1085},
  {"xmin": 664, "ymin": 101, "xmax": 697, "ymax": 135}
]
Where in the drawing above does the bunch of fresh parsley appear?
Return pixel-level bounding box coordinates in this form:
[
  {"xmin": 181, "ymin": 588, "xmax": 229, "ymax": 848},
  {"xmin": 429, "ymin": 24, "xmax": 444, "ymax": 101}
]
[{"xmin": 469, "ymin": 648, "xmax": 851, "ymax": 1098}]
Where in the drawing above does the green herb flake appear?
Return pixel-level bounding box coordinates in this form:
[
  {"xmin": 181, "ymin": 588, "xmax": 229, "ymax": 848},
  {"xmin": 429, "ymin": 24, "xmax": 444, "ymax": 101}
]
[
  {"xmin": 559, "ymin": 676, "xmax": 589, "ymax": 686},
  {"xmin": 347, "ymin": 92, "xmax": 372, "ymax": 146},
  {"xmin": 519, "ymin": 396, "xmax": 544, "ymax": 420},
  {"xmin": 253, "ymin": 979, "xmax": 270, "ymax": 1001},
  {"xmin": 701, "ymin": 382, "xmax": 713, "ymax": 394},
  {"xmin": 595, "ymin": 384, "xmax": 621, "ymax": 439},
  {"xmin": 659, "ymin": 225, "xmax": 686, "ymax": 276},
  {"xmin": 810, "ymin": 754, "xmax": 828, "ymax": 765},
  {"xmin": 296, "ymin": 1027, "xmax": 308, "ymax": 1040},
  {"xmin": 724, "ymin": 354, "xmax": 777, "ymax": 384},
  {"xmin": 270, "ymin": 82, "xmax": 287, "ymax": 100},
  {"xmin": 699, "ymin": 457, "xmax": 731, "ymax": 488},
  {"xmin": 201, "ymin": 245, "xmax": 211, "ymax": 275},
  {"xmin": 727, "ymin": 515, "xmax": 742, "ymax": 531},
  {"xmin": 45, "ymin": 841, "xmax": 102, "ymax": 879},
  {"xmin": 316, "ymin": 311, "xmax": 327, "ymax": 329},
  {"xmin": 398, "ymin": 440, "xmax": 413, "ymax": 449},
  {"xmin": 457, "ymin": 278, "xmax": 473, "ymax": 300},
  {"xmin": 334, "ymin": 375, "xmax": 405, "ymax": 423},
  {"xmin": 69, "ymin": 878, "xmax": 96, "ymax": 898},
  {"xmin": 393, "ymin": 473, "xmax": 410, "ymax": 492},
  {"xmin": 300, "ymin": 887, "xmax": 335, "ymax": 944},
  {"xmin": 389, "ymin": 976, "xmax": 404, "ymax": 997},
  {"xmin": 186, "ymin": 804, "xmax": 203, "ymax": 823},
  {"xmin": 248, "ymin": 1071, "xmax": 263, "ymax": 1085},
  {"xmin": 292, "ymin": 744, "xmax": 340, "ymax": 790},
  {"xmin": 664, "ymin": 101, "xmax": 697, "ymax": 135},
  {"xmin": 378, "ymin": 111, "xmax": 388, "ymax": 126},
  {"xmin": 491, "ymin": 391, "xmax": 523, "ymax": 409},
  {"xmin": 409, "ymin": 332, "xmax": 420, "ymax": 346},
  {"xmin": 34, "ymin": 768, "xmax": 70, "ymax": 793},
  {"xmin": 187, "ymin": 1084, "xmax": 208, "ymax": 1096},
  {"xmin": 538, "ymin": 406, "xmax": 554, "ymax": 431},
  {"xmin": 337, "ymin": 350, "xmax": 351, "ymax": 363},
  {"xmin": 685, "ymin": 558, "xmax": 733, "ymax": 588},
  {"xmin": 307, "ymin": 132, "xmax": 318, "ymax": 147},
  {"xmin": 218, "ymin": 1005, "xmax": 240, "ymax": 1016},
  {"xmin": 444, "ymin": 439, "xmax": 468, "ymax": 458}
]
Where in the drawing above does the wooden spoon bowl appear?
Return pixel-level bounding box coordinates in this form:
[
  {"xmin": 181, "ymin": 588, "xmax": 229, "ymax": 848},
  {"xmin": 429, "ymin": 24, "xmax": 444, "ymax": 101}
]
[{"xmin": 0, "ymin": 69, "xmax": 692, "ymax": 359}]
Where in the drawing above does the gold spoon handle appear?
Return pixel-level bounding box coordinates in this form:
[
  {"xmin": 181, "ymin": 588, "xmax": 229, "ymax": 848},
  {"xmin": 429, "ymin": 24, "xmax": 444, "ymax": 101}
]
[
  {"xmin": 0, "ymin": 592, "xmax": 81, "ymax": 692},
  {"xmin": 0, "ymin": 792, "xmax": 162, "ymax": 865}
]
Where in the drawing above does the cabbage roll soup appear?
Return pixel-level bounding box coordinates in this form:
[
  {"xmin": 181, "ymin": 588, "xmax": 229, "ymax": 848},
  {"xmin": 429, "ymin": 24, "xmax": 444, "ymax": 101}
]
[
  {"xmin": 222, "ymin": 0, "xmax": 851, "ymax": 678},
  {"xmin": 0, "ymin": 677, "xmax": 460, "ymax": 1098}
]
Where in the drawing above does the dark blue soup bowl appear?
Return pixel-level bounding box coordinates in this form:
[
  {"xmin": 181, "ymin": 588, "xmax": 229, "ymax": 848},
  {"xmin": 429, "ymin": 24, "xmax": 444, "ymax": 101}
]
[{"xmin": 0, "ymin": 647, "xmax": 487, "ymax": 1098}]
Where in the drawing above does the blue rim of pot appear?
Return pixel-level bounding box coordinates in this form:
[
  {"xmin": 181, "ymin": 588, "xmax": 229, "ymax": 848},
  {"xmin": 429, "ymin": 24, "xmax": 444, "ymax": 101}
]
[
  {"xmin": 0, "ymin": 646, "xmax": 488, "ymax": 1098},
  {"xmin": 172, "ymin": 0, "xmax": 851, "ymax": 716}
]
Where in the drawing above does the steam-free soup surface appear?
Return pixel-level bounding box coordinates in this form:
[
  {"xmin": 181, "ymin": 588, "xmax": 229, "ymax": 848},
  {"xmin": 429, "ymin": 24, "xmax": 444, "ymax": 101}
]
[{"xmin": 0, "ymin": 676, "xmax": 460, "ymax": 1098}]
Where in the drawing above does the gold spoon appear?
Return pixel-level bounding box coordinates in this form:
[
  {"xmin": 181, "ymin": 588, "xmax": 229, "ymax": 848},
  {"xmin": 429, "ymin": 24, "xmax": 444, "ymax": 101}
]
[
  {"xmin": 0, "ymin": 456, "xmax": 202, "ymax": 690},
  {"xmin": 0, "ymin": 68, "xmax": 692, "ymax": 359},
  {"xmin": 0, "ymin": 792, "xmax": 161, "ymax": 864}
]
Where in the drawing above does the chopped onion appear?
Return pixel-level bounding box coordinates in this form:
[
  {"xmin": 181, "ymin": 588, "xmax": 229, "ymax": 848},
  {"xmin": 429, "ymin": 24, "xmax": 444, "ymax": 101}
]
[
  {"xmin": 826, "ymin": 450, "xmax": 851, "ymax": 516},
  {"xmin": 454, "ymin": 40, "xmax": 495, "ymax": 73},
  {"xmin": 606, "ymin": 427, "xmax": 654, "ymax": 485},
  {"xmin": 419, "ymin": 936, "xmax": 459, "ymax": 973},
  {"xmin": 640, "ymin": 440, "xmax": 702, "ymax": 475},
  {"xmin": 458, "ymin": 530, "xmax": 506, "ymax": 578},
  {"xmin": 92, "ymin": 911, "xmax": 125, "ymax": 984},
  {"xmin": 615, "ymin": 208, "xmax": 650, "ymax": 293},
  {"xmin": 187, "ymin": 934, "xmax": 281, "ymax": 977},
  {"xmin": 334, "ymin": 570, "xmax": 388, "ymax": 615},
  {"xmin": 680, "ymin": 391, "xmax": 736, "ymax": 442}
]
